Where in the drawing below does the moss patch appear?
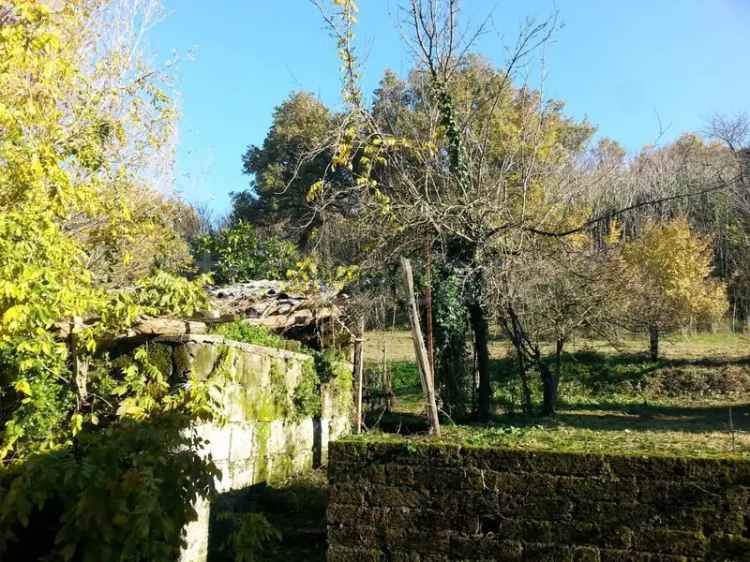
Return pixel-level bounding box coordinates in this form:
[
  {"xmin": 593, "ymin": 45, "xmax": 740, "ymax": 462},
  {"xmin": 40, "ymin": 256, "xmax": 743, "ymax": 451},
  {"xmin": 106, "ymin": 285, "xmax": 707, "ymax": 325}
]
[
  {"xmin": 327, "ymin": 439, "xmax": 750, "ymax": 561},
  {"xmin": 144, "ymin": 343, "xmax": 174, "ymax": 378},
  {"xmin": 314, "ymin": 350, "xmax": 353, "ymax": 416},
  {"xmin": 254, "ymin": 422, "xmax": 272, "ymax": 482},
  {"xmin": 292, "ymin": 359, "xmax": 321, "ymax": 422}
]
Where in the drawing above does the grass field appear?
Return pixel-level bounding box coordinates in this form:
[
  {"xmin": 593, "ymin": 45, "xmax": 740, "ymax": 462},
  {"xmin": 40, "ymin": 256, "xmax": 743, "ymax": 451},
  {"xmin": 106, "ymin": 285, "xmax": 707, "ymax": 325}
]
[
  {"xmin": 362, "ymin": 330, "xmax": 750, "ymax": 458},
  {"xmin": 365, "ymin": 329, "xmax": 750, "ymax": 364}
]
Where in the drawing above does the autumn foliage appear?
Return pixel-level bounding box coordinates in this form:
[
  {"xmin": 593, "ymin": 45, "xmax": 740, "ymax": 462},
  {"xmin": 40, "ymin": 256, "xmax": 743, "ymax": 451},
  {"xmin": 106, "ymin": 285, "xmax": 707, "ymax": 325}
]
[{"xmin": 620, "ymin": 219, "xmax": 727, "ymax": 359}]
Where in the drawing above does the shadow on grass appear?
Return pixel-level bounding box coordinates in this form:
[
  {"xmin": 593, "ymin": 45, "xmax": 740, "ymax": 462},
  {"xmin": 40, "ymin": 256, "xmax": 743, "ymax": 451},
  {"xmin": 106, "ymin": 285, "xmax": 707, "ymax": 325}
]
[
  {"xmin": 543, "ymin": 401, "xmax": 750, "ymax": 434},
  {"xmin": 378, "ymin": 351, "xmax": 750, "ymax": 437},
  {"xmin": 364, "ymin": 406, "xmax": 431, "ymax": 435},
  {"xmin": 493, "ymin": 349, "xmax": 750, "ymax": 407},
  {"xmin": 493, "ymin": 352, "xmax": 750, "ymax": 387},
  {"xmin": 208, "ymin": 472, "xmax": 328, "ymax": 562}
]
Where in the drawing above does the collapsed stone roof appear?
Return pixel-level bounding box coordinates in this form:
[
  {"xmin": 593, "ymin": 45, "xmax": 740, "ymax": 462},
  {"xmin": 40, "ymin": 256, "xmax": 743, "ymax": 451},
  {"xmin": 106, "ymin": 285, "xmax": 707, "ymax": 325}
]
[
  {"xmin": 59, "ymin": 281, "xmax": 347, "ymax": 350},
  {"xmin": 203, "ymin": 280, "xmax": 344, "ymax": 332}
]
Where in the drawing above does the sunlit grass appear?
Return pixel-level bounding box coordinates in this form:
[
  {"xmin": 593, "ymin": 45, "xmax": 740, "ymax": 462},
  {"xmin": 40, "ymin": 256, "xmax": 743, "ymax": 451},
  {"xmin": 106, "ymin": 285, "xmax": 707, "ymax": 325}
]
[{"xmin": 362, "ymin": 329, "xmax": 750, "ymax": 458}]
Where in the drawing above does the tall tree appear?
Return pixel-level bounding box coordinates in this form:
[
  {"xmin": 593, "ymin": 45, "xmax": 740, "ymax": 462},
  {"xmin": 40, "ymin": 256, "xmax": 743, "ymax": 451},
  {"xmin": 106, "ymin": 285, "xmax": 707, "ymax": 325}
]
[
  {"xmin": 494, "ymin": 232, "xmax": 624, "ymax": 415},
  {"xmin": 236, "ymin": 92, "xmax": 335, "ymax": 248},
  {"xmin": 309, "ymin": 0, "xmax": 595, "ymax": 421},
  {"xmin": 621, "ymin": 219, "xmax": 727, "ymax": 359}
]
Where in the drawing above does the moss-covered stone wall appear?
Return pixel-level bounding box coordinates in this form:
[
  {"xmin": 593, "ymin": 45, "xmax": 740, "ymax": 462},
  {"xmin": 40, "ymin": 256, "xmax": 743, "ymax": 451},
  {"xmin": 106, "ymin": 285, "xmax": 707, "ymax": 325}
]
[
  {"xmin": 327, "ymin": 440, "xmax": 750, "ymax": 561},
  {"xmin": 146, "ymin": 335, "xmax": 352, "ymax": 562}
]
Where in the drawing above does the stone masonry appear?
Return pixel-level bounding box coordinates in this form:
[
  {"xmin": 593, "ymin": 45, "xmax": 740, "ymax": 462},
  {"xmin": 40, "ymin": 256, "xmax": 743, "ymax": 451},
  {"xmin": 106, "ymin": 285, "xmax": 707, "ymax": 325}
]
[
  {"xmin": 142, "ymin": 335, "xmax": 351, "ymax": 562},
  {"xmin": 327, "ymin": 440, "xmax": 750, "ymax": 561}
]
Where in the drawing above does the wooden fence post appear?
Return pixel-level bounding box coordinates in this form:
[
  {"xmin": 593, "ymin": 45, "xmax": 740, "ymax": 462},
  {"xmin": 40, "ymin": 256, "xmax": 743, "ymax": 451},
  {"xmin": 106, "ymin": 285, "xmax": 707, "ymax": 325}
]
[{"xmin": 400, "ymin": 257, "xmax": 441, "ymax": 436}]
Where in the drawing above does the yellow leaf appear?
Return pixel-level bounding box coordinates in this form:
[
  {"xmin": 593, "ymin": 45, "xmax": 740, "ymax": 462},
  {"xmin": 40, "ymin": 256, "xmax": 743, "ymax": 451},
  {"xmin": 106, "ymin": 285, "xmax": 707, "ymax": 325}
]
[
  {"xmin": 14, "ymin": 379, "xmax": 32, "ymax": 397},
  {"xmin": 70, "ymin": 413, "xmax": 83, "ymax": 436}
]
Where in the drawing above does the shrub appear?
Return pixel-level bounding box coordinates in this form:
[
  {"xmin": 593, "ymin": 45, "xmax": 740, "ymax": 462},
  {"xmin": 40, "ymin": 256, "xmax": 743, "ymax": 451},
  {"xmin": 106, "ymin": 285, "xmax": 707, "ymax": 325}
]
[
  {"xmin": 193, "ymin": 222, "xmax": 299, "ymax": 284},
  {"xmin": 213, "ymin": 322, "xmax": 287, "ymax": 350}
]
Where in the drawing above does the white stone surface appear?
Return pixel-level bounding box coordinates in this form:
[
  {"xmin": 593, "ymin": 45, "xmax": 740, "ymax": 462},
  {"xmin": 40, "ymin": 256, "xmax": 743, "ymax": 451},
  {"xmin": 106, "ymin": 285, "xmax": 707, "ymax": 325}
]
[{"xmin": 177, "ymin": 339, "xmax": 351, "ymax": 562}]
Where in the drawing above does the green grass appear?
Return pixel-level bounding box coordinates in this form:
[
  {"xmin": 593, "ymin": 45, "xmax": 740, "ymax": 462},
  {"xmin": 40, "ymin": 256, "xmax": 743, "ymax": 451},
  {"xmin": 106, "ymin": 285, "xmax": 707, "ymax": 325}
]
[
  {"xmin": 350, "ymin": 417, "xmax": 750, "ymax": 460},
  {"xmin": 364, "ymin": 329, "xmax": 750, "ymax": 364},
  {"xmin": 493, "ymin": 348, "xmax": 750, "ymax": 411},
  {"xmin": 362, "ymin": 330, "xmax": 750, "ymax": 458}
]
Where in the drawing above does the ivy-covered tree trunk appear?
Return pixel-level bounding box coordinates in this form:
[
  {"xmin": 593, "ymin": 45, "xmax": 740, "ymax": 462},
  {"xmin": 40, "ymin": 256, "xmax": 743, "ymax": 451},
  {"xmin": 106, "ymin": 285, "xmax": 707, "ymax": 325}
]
[
  {"xmin": 649, "ymin": 325, "xmax": 660, "ymax": 360},
  {"xmin": 435, "ymin": 329, "xmax": 466, "ymax": 413},
  {"xmin": 468, "ymin": 300, "xmax": 491, "ymax": 422},
  {"xmin": 432, "ymin": 265, "xmax": 468, "ymax": 416}
]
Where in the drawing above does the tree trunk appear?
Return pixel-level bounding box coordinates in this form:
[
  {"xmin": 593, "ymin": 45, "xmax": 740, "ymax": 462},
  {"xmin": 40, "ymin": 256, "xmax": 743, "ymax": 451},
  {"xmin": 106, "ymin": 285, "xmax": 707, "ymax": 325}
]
[
  {"xmin": 468, "ymin": 301, "xmax": 491, "ymax": 423},
  {"xmin": 74, "ymin": 354, "xmax": 89, "ymax": 407},
  {"xmin": 540, "ymin": 365, "xmax": 557, "ymax": 416},
  {"xmin": 440, "ymin": 328, "xmax": 466, "ymax": 413},
  {"xmin": 381, "ymin": 340, "xmax": 392, "ymax": 413},
  {"xmin": 540, "ymin": 339, "xmax": 563, "ymax": 416},
  {"xmin": 424, "ymin": 241, "xmax": 435, "ymax": 377},
  {"xmin": 516, "ymin": 352, "xmax": 533, "ymax": 415},
  {"xmin": 649, "ymin": 325, "xmax": 659, "ymax": 361},
  {"xmin": 432, "ymin": 265, "xmax": 467, "ymax": 416}
]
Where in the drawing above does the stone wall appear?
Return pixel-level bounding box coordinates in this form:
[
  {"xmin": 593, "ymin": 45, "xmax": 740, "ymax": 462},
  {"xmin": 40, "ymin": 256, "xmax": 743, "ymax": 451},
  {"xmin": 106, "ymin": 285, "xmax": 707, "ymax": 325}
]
[
  {"xmin": 141, "ymin": 335, "xmax": 351, "ymax": 562},
  {"xmin": 327, "ymin": 440, "xmax": 750, "ymax": 561}
]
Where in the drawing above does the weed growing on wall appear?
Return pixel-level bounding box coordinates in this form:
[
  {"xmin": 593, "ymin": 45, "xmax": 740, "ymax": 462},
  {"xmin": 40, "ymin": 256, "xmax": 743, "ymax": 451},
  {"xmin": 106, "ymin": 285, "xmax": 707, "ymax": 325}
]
[
  {"xmin": 213, "ymin": 322, "xmax": 287, "ymax": 350},
  {"xmin": 314, "ymin": 350, "xmax": 353, "ymax": 415},
  {"xmin": 293, "ymin": 360, "xmax": 322, "ymax": 421}
]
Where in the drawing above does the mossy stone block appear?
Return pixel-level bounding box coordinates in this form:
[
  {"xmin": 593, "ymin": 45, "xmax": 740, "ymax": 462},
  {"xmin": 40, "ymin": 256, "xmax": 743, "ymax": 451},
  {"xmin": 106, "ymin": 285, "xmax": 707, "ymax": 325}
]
[{"xmin": 182, "ymin": 343, "xmax": 222, "ymax": 379}]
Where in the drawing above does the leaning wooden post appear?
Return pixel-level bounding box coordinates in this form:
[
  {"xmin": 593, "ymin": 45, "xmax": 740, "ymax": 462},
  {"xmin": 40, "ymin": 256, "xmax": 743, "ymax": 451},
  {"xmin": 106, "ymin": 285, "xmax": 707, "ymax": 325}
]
[
  {"xmin": 353, "ymin": 317, "xmax": 365, "ymax": 434},
  {"xmin": 400, "ymin": 257, "xmax": 441, "ymax": 436}
]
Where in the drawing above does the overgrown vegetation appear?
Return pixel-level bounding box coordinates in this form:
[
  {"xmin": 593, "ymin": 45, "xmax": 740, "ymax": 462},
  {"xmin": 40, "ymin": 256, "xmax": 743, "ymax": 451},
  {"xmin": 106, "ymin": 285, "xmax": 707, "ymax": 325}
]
[
  {"xmin": 212, "ymin": 321, "xmax": 288, "ymax": 350},
  {"xmin": 1, "ymin": 0, "xmax": 748, "ymax": 558},
  {"xmin": 193, "ymin": 222, "xmax": 299, "ymax": 283},
  {"xmin": 353, "ymin": 411, "xmax": 750, "ymax": 460},
  {"xmin": 214, "ymin": 511, "xmax": 281, "ymax": 562},
  {"xmin": 0, "ymin": 2, "xmax": 224, "ymax": 559},
  {"xmin": 209, "ymin": 470, "xmax": 328, "ymax": 562},
  {"xmin": 211, "ymin": 321, "xmax": 355, "ymax": 422}
]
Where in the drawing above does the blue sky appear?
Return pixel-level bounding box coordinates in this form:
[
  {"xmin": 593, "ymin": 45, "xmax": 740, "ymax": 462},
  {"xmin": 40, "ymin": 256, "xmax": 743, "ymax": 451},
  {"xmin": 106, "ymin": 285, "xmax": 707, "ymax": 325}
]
[{"xmin": 152, "ymin": 1, "xmax": 750, "ymax": 214}]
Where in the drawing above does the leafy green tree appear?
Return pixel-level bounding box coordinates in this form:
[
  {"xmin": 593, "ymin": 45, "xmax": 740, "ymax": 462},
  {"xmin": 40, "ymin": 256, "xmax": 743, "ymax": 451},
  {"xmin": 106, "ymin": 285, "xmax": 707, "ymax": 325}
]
[{"xmin": 235, "ymin": 92, "xmax": 336, "ymax": 247}]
